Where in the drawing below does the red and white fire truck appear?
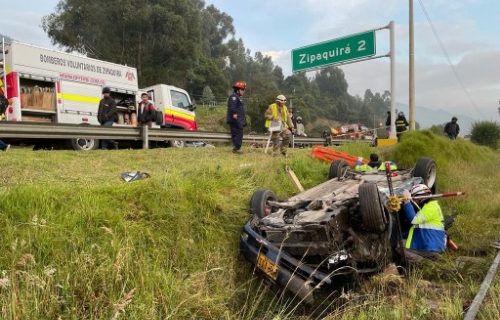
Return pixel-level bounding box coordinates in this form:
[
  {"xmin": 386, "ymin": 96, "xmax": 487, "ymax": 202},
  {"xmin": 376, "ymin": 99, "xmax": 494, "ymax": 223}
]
[{"xmin": 1, "ymin": 40, "xmax": 197, "ymax": 150}]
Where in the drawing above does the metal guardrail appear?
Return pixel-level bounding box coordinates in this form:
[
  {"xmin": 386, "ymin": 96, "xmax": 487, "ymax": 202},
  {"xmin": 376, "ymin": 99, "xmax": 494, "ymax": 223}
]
[{"xmin": 0, "ymin": 122, "xmax": 371, "ymax": 147}]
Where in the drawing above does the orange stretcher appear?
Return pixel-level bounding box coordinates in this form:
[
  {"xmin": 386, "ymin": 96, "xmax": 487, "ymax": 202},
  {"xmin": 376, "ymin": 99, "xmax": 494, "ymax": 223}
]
[{"xmin": 310, "ymin": 146, "xmax": 367, "ymax": 167}]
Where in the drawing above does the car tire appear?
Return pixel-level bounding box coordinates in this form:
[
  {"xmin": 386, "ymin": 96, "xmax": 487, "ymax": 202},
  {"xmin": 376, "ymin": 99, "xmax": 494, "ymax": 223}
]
[
  {"xmin": 328, "ymin": 160, "xmax": 349, "ymax": 180},
  {"xmin": 250, "ymin": 189, "xmax": 277, "ymax": 219},
  {"xmin": 69, "ymin": 138, "xmax": 99, "ymax": 151},
  {"xmin": 412, "ymin": 157, "xmax": 437, "ymax": 192},
  {"xmin": 359, "ymin": 182, "xmax": 387, "ymax": 233}
]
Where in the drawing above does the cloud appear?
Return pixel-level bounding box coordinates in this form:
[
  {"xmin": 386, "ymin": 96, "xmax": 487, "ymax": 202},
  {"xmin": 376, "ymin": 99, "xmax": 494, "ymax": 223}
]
[
  {"xmin": 257, "ymin": 0, "xmax": 499, "ymax": 121},
  {"xmin": 0, "ymin": 10, "xmax": 53, "ymax": 48},
  {"xmin": 339, "ymin": 49, "xmax": 500, "ymax": 120}
]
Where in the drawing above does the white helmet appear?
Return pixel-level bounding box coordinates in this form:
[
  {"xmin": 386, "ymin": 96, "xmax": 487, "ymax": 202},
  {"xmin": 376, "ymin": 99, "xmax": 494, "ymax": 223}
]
[
  {"xmin": 276, "ymin": 94, "xmax": 286, "ymax": 103},
  {"xmin": 410, "ymin": 184, "xmax": 431, "ymax": 197}
]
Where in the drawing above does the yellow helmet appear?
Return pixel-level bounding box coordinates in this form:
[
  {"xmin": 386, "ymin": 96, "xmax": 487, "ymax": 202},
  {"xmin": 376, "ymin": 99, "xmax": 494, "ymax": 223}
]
[{"xmin": 276, "ymin": 94, "xmax": 286, "ymax": 103}]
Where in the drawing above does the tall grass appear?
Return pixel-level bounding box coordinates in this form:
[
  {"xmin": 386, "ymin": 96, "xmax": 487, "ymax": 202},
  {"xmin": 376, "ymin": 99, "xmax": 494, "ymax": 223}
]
[{"xmin": 0, "ymin": 132, "xmax": 498, "ymax": 319}]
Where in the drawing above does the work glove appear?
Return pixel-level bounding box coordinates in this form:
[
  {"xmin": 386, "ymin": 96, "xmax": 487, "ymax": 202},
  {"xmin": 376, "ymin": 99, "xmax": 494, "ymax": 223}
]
[
  {"xmin": 402, "ymin": 190, "xmax": 412, "ymax": 202},
  {"xmin": 355, "ymin": 156, "xmax": 363, "ymax": 166}
]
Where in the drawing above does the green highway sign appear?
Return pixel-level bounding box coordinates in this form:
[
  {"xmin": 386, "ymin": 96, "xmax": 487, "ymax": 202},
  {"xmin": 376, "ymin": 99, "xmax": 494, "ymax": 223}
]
[{"xmin": 292, "ymin": 31, "xmax": 376, "ymax": 73}]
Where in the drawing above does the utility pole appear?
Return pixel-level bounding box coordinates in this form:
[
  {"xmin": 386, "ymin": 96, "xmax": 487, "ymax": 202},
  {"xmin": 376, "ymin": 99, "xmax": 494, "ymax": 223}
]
[
  {"xmin": 409, "ymin": 0, "xmax": 416, "ymax": 130},
  {"xmin": 389, "ymin": 21, "xmax": 397, "ymax": 139}
]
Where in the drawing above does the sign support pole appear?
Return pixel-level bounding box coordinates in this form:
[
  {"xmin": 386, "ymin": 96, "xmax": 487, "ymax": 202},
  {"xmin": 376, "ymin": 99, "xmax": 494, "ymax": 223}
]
[{"xmin": 409, "ymin": 0, "xmax": 416, "ymax": 130}]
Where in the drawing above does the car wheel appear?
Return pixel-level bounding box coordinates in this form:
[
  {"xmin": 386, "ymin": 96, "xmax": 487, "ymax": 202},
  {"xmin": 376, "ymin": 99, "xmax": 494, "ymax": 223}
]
[
  {"xmin": 69, "ymin": 138, "xmax": 99, "ymax": 151},
  {"xmin": 412, "ymin": 157, "xmax": 437, "ymax": 192},
  {"xmin": 359, "ymin": 182, "xmax": 387, "ymax": 233},
  {"xmin": 250, "ymin": 189, "xmax": 277, "ymax": 219},
  {"xmin": 328, "ymin": 160, "xmax": 349, "ymax": 180}
]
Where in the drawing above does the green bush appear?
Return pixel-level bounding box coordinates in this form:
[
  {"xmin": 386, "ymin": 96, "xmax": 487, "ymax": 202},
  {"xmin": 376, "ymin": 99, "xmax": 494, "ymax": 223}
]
[{"xmin": 470, "ymin": 121, "xmax": 500, "ymax": 149}]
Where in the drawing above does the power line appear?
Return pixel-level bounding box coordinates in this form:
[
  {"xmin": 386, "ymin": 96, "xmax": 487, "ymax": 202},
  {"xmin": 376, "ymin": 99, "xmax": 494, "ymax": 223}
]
[{"xmin": 417, "ymin": 0, "xmax": 485, "ymax": 118}]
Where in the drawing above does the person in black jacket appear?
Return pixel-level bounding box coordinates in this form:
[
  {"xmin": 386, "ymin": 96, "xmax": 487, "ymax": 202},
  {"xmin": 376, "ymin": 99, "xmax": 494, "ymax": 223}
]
[
  {"xmin": 444, "ymin": 117, "xmax": 460, "ymax": 139},
  {"xmin": 395, "ymin": 111, "xmax": 409, "ymax": 141},
  {"xmin": 97, "ymin": 87, "xmax": 118, "ymax": 149},
  {"xmin": 226, "ymin": 80, "xmax": 246, "ymax": 154},
  {"xmin": 0, "ymin": 91, "xmax": 10, "ymax": 151},
  {"xmin": 385, "ymin": 111, "xmax": 391, "ymax": 138},
  {"xmin": 137, "ymin": 92, "xmax": 156, "ymax": 128}
]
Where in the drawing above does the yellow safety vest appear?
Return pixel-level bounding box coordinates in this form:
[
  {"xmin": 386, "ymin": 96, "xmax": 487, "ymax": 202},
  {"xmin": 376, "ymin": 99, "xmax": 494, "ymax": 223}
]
[{"xmin": 265, "ymin": 103, "xmax": 290, "ymax": 129}]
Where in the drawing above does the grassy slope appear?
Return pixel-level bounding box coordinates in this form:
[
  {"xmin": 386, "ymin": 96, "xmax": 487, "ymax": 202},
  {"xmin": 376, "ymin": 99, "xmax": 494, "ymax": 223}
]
[{"xmin": 0, "ymin": 131, "xmax": 498, "ymax": 319}]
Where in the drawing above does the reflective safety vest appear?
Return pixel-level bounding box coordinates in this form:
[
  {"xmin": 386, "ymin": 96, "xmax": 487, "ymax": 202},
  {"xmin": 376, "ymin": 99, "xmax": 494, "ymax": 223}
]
[
  {"xmin": 396, "ymin": 118, "xmax": 408, "ymax": 133},
  {"xmin": 378, "ymin": 161, "xmax": 397, "ymax": 171},
  {"xmin": 354, "ymin": 161, "xmax": 398, "ymax": 173},
  {"xmin": 403, "ymin": 200, "xmax": 446, "ymax": 252},
  {"xmin": 354, "ymin": 163, "xmax": 377, "ymax": 173},
  {"xmin": 265, "ymin": 103, "xmax": 290, "ymax": 129}
]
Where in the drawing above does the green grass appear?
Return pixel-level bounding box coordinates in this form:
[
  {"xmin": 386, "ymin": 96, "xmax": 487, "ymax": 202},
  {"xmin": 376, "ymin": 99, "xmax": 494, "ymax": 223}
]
[
  {"xmin": 0, "ymin": 131, "xmax": 499, "ymax": 319},
  {"xmin": 195, "ymin": 105, "xmax": 228, "ymax": 132}
]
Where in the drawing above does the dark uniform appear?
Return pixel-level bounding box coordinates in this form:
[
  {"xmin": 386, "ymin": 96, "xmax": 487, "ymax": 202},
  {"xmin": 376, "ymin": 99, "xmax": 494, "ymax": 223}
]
[
  {"xmin": 97, "ymin": 95, "xmax": 118, "ymax": 149},
  {"xmin": 444, "ymin": 119, "xmax": 460, "ymax": 139},
  {"xmin": 395, "ymin": 114, "xmax": 409, "ymax": 140},
  {"xmin": 226, "ymin": 92, "xmax": 245, "ymax": 152}
]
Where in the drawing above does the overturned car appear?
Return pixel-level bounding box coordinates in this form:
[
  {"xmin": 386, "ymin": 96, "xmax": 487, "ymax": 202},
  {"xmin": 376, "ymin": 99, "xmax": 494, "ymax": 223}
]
[{"xmin": 240, "ymin": 157, "xmax": 437, "ymax": 304}]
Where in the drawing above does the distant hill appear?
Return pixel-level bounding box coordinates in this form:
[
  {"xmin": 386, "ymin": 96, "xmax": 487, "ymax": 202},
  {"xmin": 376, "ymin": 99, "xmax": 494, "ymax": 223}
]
[{"xmin": 396, "ymin": 102, "xmax": 475, "ymax": 136}]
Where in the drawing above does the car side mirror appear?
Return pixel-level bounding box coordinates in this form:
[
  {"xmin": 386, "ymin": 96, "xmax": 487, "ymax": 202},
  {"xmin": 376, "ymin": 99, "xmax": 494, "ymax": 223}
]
[{"xmin": 188, "ymin": 104, "xmax": 196, "ymax": 111}]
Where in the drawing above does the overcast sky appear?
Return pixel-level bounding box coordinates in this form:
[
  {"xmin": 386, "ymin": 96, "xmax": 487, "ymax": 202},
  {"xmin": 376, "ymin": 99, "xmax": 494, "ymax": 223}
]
[{"xmin": 1, "ymin": 0, "xmax": 499, "ymax": 121}]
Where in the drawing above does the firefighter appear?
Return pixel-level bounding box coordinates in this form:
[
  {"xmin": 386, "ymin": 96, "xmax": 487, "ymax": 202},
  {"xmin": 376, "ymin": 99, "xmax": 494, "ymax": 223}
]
[
  {"xmin": 226, "ymin": 81, "xmax": 246, "ymax": 154},
  {"xmin": 265, "ymin": 94, "xmax": 294, "ymax": 156},
  {"xmin": 395, "ymin": 111, "xmax": 409, "ymax": 141},
  {"xmin": 400, "ymin": 184, "xmax": 446, "ymax": 262}
]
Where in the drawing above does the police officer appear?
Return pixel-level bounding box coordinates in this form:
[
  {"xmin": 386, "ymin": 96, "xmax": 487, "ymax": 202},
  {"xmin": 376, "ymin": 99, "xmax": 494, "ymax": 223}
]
[{"xmin": 226, "ymin": 80, "xmax": 246, "ymax": 154}]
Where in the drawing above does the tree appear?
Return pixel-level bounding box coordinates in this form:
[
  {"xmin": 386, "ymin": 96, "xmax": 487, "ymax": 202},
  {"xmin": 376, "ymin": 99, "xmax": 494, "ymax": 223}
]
[
  {"xmin": 42, "ymin": 0, "xmax": 231, "ymax": 97},
  {"xmin": 200, "ymin": 86, "xmax": 215, "ymax": 106}
]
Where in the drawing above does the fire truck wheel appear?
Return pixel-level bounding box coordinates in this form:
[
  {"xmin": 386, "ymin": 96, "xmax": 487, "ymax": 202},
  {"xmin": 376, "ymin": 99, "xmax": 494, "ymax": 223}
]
[
  {"xmin": 168, "ymin": 140, "xmax": 185, "ymax": 148},
  {"xmin": 69, "ymin": 138, "xmax": 99, "ymax": 151}
]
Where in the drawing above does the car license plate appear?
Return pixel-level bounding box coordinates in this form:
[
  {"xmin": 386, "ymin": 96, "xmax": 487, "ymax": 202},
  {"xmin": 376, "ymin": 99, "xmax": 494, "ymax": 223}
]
[{"xmin": 256, "ymin": 253, "xmax": 278, "ymax": 280}]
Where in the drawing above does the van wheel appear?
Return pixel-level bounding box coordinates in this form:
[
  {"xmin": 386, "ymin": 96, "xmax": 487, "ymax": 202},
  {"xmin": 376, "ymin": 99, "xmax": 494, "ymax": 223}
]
[
  {"xmin": 168, "ymin": 140, "xmax": 185, "ymax": 148},
  {"xmin": 359, "ymin": 182, "xmax": 387, "ymax": 233},
  {"xmin": 70, "ymin": 138, "xmax": 99, "ymax": 151}
]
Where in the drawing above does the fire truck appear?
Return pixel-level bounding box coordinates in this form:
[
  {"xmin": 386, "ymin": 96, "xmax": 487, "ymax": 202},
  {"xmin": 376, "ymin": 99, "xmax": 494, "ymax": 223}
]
[{"xmin": 0, "ymin": 40, "xmax": 197, "ymax": 150}]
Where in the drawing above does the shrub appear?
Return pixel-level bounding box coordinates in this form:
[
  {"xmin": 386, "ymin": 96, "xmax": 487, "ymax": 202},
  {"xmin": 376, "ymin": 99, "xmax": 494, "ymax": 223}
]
[
  {"xmin": 428, "ymin": 124, "xmax": 445, "ymax": 136},
  {"xmin": 470, "ymin": 121, "xmax": 500, "ymax": 149}
]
